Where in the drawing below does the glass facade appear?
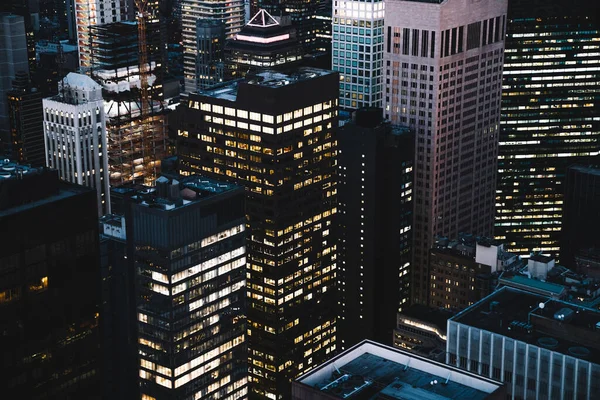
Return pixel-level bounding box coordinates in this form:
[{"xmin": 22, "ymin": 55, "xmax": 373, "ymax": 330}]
[
  {"xmin": 496, "ymin": 2, "xmax": 600, "ymax": 259},
  {"xmin": 332, "ymin": 0, "xmax": 384, "ymax": 109},
  {"xmin": 134, "ymin": 181, "xmax": 248, "ymax": 400}
]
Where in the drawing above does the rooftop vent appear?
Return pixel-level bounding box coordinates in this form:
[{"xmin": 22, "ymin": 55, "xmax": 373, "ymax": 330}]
[
  {"xmin": 568, "ymin": 346, "xmax": 590, "ymax": 359},
  {"xmin": 537, "ymin": 337, "xmax": 559, "ymax": 349},
  {"xmin": 554, "ymin": 307, "xmax": 574, "ymax": 322}
]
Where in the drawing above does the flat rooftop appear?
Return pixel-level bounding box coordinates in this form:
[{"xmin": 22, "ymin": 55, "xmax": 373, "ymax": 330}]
[
  {"xmin": 451, "ymin": 287, "xmax": 600, "ymax": 364},
  {"xmin": 129, "ymin": 175, "xmax": 240, "ymax": 212},
  {"xmin": 199, "ymin": 67, "xmax": 334, "ymax": 101},
  {"xmin": 295, "ymin": 341, "xmax": 503, "ymax": 400}
]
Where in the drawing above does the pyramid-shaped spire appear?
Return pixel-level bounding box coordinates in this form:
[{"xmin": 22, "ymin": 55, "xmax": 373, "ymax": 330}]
[{"xmin": 247, "ymin": 9, "xmax": 279, "ymax": 28}]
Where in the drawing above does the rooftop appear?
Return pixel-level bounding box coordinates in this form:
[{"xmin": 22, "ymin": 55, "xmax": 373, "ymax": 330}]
[
  {"xmin": 128, "ymin": 175, "xmax": 240, "ymax": 212},
  {"xmin": 295, "ymin": 341, "xmax": 503, "ymax": 399},
  {"xmin": 451, "ymin": 287, "xmax": 600, "ymax": 364},
  {"xmin": 499, "ymin": 274, "xmax": 566, "ymax": 297},
  {"xmin": 199, "ymin": 67, "xmax": 334, "ymax": 101}
]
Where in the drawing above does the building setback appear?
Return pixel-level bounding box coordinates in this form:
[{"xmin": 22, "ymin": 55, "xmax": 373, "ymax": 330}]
[
  {"xmin": 383, "ymin": 0, "xmax": 508, "ymax": 306},
  {"xmin": 43, "ymin": 72, "xmax": 111, "ymax": 216},
  {"xmin": 337, "ymin": 108, "xmax": 413, "ymax": 349},
  {"xmin": 103, "ymin": 175, "xmax": 249, "ymax": 400},
  {"xmin": 332, "ymin": 0, "xmax": 385, "ymax": 110},
  {"xmin": 0, "ymin": 161, "xmax": 102, "ymax": 399},
  {"xmin": 495, "ymin": 0, "xmax": 600, "ymax": 259},
  {"xmin": 176, "ymin": 68, "xmax": 339, "ymax": 399},
  {"xmin": 447, "ymin": 286, "xmax": 600, "ymax": 399}
]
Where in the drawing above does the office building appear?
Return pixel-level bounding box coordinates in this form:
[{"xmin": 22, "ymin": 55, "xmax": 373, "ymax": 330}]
[
  {"xmin": 225, "ymin": 9, "xmax": 302, "ymax": 79},
  {"xmin": 7, "ymin": 71, "xmax": 44, "ymax": 167},
  {"xmin": 337, "ymin": 108, "xmax": 413, "ymax": 349},
  {"xmin": 182, "ymin": 0, "xmax": 244, "ymax": 92},
  {"xmin": 0, "ymin": 161, "xmax": 102, "ymax": 399},
  {"xmin": 195, "ymin": 20, "xmax": 226, "ymax": 89},
  {"xmin": 383, "ymin": 0, "xmax": 508, "ymax": 305},
  {"xmin": 495, "ymin": 0, "xmax": 600, "ymax": 259},
  {"xmin": 0, "ymin": 14, "xmax": 29, "ymax": 149},
  {"xmin": 393, "ymin": 305, "xmax": 452, "ymax": 362},
  {"xmin": 43, "ymin": 72, "xmax": 111, "ymax": 216},
  {"xmin": 114, "ymin": 175, "xmax": 248, "ymax": 400},
  {"xmin": 176, "ymin": 68, "xmax": 339, "ymax": 398},
  {"xmin": 89, "ymin": 21, "xmax": 168, "ymax": 186},
  {"xmin": 332, "ymin": 0, "xmax": 385, "ymax": 110},
  {"xmin": 251, "ymin": 0, "xmax": 327, "ymax": 55},
  {"xmin": 561, "ymin": 165, "xmax": 600, "ymax": 271},
  {"xmin": 74, "ymin": 0, "xmax": 124, "ymax": 68},
  {"xmin": 293, "ymin": 340, "xmax": 505, "ymax": 399},
  {"xmin": 447, "ymin": 286, "xmax": 600, "ymax": 399},
  {"xmin": 429, "ymin": 235, "xmax": 521, "ymax": 310}
]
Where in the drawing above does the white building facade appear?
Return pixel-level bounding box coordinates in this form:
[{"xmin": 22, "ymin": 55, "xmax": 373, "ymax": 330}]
[
  {"xmin": 43, "ymin": 73, "xmax": 111, "ymax": 216},
  {"xmin": 332, "ymin": 0, "xmax": 385, "ymax": 110}
]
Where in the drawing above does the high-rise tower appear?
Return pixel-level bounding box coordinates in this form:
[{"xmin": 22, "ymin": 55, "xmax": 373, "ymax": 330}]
[
  {"xmin": 176, "ymin": 68, "xmax": 339, "ymax": 399},
  {"xmin": 181, "ymin": 0, "xmax": 244, "ymax": 92},
  {"xmin": 43, "ymin": 72, "xmax": 111, "ymax": 216},
  {"xmin": 383, "ymin": 0, "xmax": 508, "ymax": 305},
  {"xmin": 332, "ymin": 0, "xmax": 385, "ymax": 110},
  {"xmin": 495, "ymin": 0, "xmax": 600, "ymax": 259}
]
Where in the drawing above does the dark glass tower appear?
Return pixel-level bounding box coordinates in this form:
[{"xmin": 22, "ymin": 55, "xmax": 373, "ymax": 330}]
[
  {"xmin": 0, "ymin": 162, "xmax": 102, "ymax": 399},
  {"xmin": 495, "ymin": 0, "xmax": 600, "ymax": 259},
  {"xmin": 7, "ymin": 71, "xmax": 44, "ymax": 167},
  {"xmin": 176, "ymin": 68, "xmax": 339, "ymax": 399},
  {"xmin": 337, "ymin": 108, "xmax": 413, "ymax": 349}
]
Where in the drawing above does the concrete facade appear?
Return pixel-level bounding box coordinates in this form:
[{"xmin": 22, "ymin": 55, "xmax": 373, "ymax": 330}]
[{"xmin": 383, "ymin": 0, "xmax": 508, "ymax": 305}]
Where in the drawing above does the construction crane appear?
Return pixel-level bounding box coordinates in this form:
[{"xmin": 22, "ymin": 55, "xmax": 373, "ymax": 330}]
[{"xmin": 134, "ymin": 0, "xmax": 154, "ymax": 184}]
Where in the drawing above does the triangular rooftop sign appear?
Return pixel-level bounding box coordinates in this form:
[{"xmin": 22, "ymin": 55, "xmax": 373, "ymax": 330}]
[{"xmin": 247, "ymin": 9, "xmax": 279, "ymax": 27}]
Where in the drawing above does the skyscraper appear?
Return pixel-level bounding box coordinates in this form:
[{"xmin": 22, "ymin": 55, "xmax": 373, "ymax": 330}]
[
  {"xmin": 89, "ymin": 21, "xmax": 168, "ymax": 186},
  {"xmin": 0, "ymin": 161, "xmax": 102, "ymax": 399},
  {"xmin": 74, "ymin": 0, "xmax": 124, "ymax": 69},
  {"xmin": 7, "ymin": 71, "xmax": 44, "ymax": 167},
  {"xmin": 383, "ymin": 0, "xmax": 508, "ymax": 305},
  {"xmin": 195, "ymin": 20, "xmax": 226, "ymax": 89},
  {"xmin": 176, "ymin": 68, "xmax": 339, "ymax": 398},
  {"xmin": 495, "ymin": 0, "xmax": 600, "ymax": 259},
  {"xmin": 225, "ymin": 9, "xmax": 302, "ymax": 79},
  {"xmin": 42, "ymin": 72, "xmax": 111, "ymax": 216},
  {"xmin": 337, "ymin": 108, "xmax": 413, "ymax": 348},
  {"xmin": 332, "ymin": 0, "xmax": 385, "ymax": 110},
  {"xmin": 115, "ymin": 175, "xmax": 248, "ymax": 400},
  {"xmin": 182, "ymin": 0, "xmax": 244, "ymax": 92},
  {"xmin": 0, "ymin": 13, "xmax": 29, "ymax": 150},
  {"xmin": 251, "ymin": 0, "xmax": 328, "ymax": 56}
]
